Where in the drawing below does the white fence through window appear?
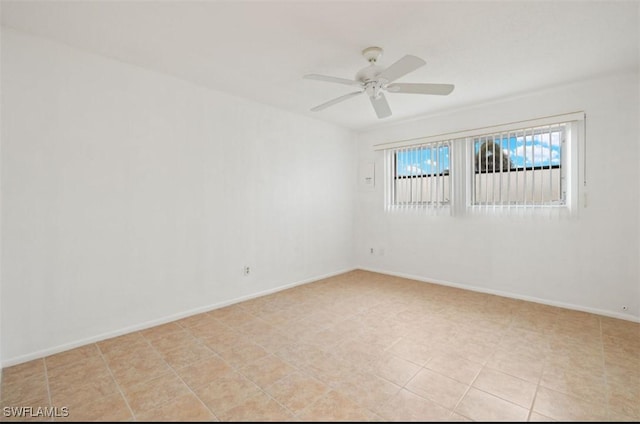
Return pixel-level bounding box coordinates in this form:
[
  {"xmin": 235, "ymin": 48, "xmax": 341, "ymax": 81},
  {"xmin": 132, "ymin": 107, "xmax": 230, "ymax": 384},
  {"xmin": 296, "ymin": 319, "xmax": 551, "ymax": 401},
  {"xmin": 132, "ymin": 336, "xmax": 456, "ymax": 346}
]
[
  {"xmin": 471, "ymin": 124, "xmax": 566, "ymax": 207},
  {"xmin": 385, "ymin": 140, "xmax": 451, "ymax": 211}
]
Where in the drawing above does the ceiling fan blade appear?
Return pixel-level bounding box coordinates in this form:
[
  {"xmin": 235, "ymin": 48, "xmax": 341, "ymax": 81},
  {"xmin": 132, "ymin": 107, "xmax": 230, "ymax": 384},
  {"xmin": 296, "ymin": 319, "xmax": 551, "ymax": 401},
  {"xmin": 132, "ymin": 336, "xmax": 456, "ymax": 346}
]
[
  {"xmin": 370, "ymin": 93, "xmax": 392, "ymax": 119},
  {"xmin": 310, "ymin": 91, "xmax": 363, "ymax": 112},
  {"xmin": 377, "ymin": 55, "xmax": 426, "ymax": 83},
  {"xmin": 304, "ymin": 74, "xmax": 361, "ymax": 87},
  {"xmin": 387, "ymin": 83, "xmax": 455, "ymax": 95}
]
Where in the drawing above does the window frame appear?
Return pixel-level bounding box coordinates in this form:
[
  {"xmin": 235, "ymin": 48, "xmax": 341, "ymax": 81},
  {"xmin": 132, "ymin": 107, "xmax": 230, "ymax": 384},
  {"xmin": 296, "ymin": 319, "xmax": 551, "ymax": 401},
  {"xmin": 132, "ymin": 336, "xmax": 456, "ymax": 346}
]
[
  {"xmin": 384, "ymin": 141, "xmax": 453, "ymax": 212},
  {"xmin": 390, "ymin": 142, "xmax": 452, "ymax": 207},
  {"xmin": 377, "ymin": 112, "xmax": 584, "ymax": 216},
  {"xmin": 467, "ymin": 123, "xmax": 569, "ymax": 209}
]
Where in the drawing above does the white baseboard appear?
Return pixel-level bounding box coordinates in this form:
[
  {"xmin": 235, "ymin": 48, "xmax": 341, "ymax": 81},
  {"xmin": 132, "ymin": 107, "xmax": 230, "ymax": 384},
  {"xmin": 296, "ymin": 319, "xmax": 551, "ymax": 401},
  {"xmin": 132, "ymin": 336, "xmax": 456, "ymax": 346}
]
[
  {"xmin": 1, "ymin": 267, "xmax": 356, "ymax": 368},
  {"xmin": 358, "ymin": 266, "xmax": 640, "ymax": 323}
]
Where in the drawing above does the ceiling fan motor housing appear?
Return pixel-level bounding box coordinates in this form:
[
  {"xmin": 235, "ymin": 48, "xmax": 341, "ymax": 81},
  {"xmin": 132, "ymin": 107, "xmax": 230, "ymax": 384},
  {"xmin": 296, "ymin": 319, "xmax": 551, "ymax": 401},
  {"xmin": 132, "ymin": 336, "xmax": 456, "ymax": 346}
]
[
  {"xmin": 364, "ymin": 80, "xmax": 385, "ymax": 98},
  {"xmin": 355, "ymin": 64, "xmax": 385, "ymax": 84},
  {"xmin": 357, "ymin": 47, "xmax": 387, "ymax": 97}
]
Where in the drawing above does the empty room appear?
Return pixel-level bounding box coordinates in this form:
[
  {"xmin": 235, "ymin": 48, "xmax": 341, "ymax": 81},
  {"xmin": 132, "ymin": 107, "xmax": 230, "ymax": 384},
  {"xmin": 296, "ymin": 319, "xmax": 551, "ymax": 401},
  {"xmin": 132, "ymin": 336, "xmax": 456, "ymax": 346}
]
[{"xmin": 0, "ymin": 0, "xmax": 638, "ymax": 422}]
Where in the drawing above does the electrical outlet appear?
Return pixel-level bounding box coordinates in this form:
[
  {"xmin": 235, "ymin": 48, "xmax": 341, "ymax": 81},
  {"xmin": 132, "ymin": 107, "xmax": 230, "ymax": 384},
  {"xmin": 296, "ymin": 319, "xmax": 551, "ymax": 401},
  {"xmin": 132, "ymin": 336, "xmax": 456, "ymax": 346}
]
[
  {"xmin": 369, "ymin": 247, "xmax": 374, "ymax": 255},
  {"xmin": 243, "ymin": 266, "xmax": 250, "ymax": 276}
]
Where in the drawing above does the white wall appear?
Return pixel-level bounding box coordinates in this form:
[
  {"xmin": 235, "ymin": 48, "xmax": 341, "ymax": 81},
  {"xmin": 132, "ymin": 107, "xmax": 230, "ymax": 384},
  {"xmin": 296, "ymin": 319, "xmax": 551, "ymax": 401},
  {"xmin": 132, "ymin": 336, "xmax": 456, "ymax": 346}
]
[
  {"xmin": 0, "ymin": 28, "xmax": 355, "ymax": 365},
  {"xmin": 356, "ymin": 71, "xmax": 640, "ymax": 321},
  {"xmin": 0, "ymin": 27, "xmax": 3, "ymax": 370}
]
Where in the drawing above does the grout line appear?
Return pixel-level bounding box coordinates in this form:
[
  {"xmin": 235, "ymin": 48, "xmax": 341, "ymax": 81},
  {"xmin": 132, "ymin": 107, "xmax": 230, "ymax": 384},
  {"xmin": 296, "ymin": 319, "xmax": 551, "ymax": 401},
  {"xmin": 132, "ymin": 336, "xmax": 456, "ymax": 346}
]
[
  {"xmin": 165, "ymin": 342, "xmax": 226, "ymax": 421},
  {"xmin": 527, "ymin": 326, "xmax": 550, "ymax": 422},
  {"xmin": 450, "ymin": 363, "xmax": 481, "ymax": 420},
  {"xmin": 214, "ymin": 342, "xmax": 306, "ymax": 420},
  {"xmin": 96, "ymin": 341, "xmax": 137, "ymax": 422},
  {"xmin": 166, "ymin": 366, "xmax": 221, "ymax": 421},
  {"xmin": 142, "ymin": 322, "xmax": 303, "ymax": 421},
  {"xmin": 139, "ymin": 333, "xmax": 223, "ymax": 421},
  {"xmin": 42, "ymin": 358, "xmax": 53, "ymax": 421},
  {"xmin": 505, "ymin": 312, "xmax": 536, "ymax": 422},
  {"xmin": 528, "ymin": 368, "xmax": 543, "ymax": 421},
  {"xmin": 598, "ymin": 316, "xmax": 612, "ymax": 420}
]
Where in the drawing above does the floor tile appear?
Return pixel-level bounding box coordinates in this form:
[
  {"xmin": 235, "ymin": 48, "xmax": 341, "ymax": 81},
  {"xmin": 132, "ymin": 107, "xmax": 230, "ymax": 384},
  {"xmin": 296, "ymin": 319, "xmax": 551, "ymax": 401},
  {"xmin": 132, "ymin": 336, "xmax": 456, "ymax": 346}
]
[
  {"xmin": 194, "ymin": 370, "xmax": 262, "ymax": 415},
  {"xmin": 44, "ymin": 344, "xmax": 101, "ymax": 371},
  {"xmin": 97, "ymin": 333, "xmax": 148, "ymax": 361},
  {"xmin": 215, "ymin": 339, "xmax": 270, "ymax": 369},
  {"xmin": 46, "ymin": 355, "xmax": 109, "ymax": 388},
  {"xmin": 606, "ymin": 379, "xmax": 640, "ymax": 419},
  {"xmin": 297, "ymin": 390, "xmax": 376, "ymax": 421},
  {"xmin": 49, "ymin": 371, "xmax": 118, "ymax": 408},
  {"xmin": 1, "ymin": 360, "xmax": 45, "ymax": 388},
  {"xmin": 238, "ymin": 354, "xmax": 297, "ymax": 388},
  {"xmin": 336, "ymin": 370, "xmax": 401, "ymax": 411},
  {"xmin": 0, "ymin": 400, "xmax": 54, "ymax": 422},
  {"xmin": 455, "ymin": 387, "xmax": 529, "ymax": 421},
  {"xmin": 473, "ymin": 366, "xmax": 537, "ymax": 408},
  {"xmin": 122, "ymin": 371, "xmax": 191, "ymax": 415},
  {"xmin": 201, "ymin": 328, "xmax": 247, "ymax": 354},
  {"xmin": 372, "ymin": 353, "xmax": 421, "ymax": 386},
  {"xmin": 140, "ymin": 322, "xmax": 184, "ymax": 341},
  {"xmin": 4, "ymin": 270, "xmax": 637, "ymax": 422},
  {"xmin": 174, "ymin": 355, "xmax": 232, "ymax": 390},
  {"xmin": 264, "ymin": 371, "xmax": 330, "ymax": 414},
  {"xmin": 175, "ymin": 312, "xmax": 220, "ymax": 329},
  {"xmin": 158, "ymin": 339, "xmax": 214, "ymax": 369},
  {"xmin": 375, "ymin": 388, "xmax": 453, "ymax": 422},
  {"xmin": 217, "ymin": 391, "xmax": 293, "ymax": 422},
  {"xmin": 107, "ymin": 349, "xmax": 171, "ymax": 390},
  {"xmin": 528, "ymin": 411, "xmax": 556, "ymax": 421},
  {"xmin": 57, "ymin": 392, "xmax": 132, "ymax": 422},
  {"xmin": 135, "ymin": 392, "xmax": 216, "ymax": 422},
  {"xmin": 532, "ymin": 385, "xmax": 608, "ymax": 421},
  {"xmin": 1, "ymin": 374, "xmax": 49, "ymax": 405},
  {"xmin": 386, "ymin": 338, "xmax": 433, "ymax": 366},
  {"xmin": 405, "ymin": 368, "xmax": 469, "ymax": 409},
  {"xmin": 539, "ymin": 363, "xmax": 606, "ymax": 403},
  {"xmin": 148, "ymin": 330, "xmax": 200, "ymax": 355},
  {"xmin": 486, "ymin": 348, "xmax": 545, "ymax": 383},
  {"xmin": 425, "ymin": 353, "xmax": 483, "ymax": 385}
]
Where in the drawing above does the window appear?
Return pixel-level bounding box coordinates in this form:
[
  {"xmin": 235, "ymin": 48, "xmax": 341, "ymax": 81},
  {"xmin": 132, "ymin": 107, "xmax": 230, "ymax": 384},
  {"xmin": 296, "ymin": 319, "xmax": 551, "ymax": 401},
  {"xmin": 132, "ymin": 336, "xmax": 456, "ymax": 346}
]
[
  {"xmin": 378, "ymin": 112, "xmax": 584, "ymax": 215},
  {"xmin": 386, "ymin": 141, "xmax": 451, "ymax": 210},
  {"xmin": 471, "ymin": 124, "xmax": 566, "ymax": 207}
]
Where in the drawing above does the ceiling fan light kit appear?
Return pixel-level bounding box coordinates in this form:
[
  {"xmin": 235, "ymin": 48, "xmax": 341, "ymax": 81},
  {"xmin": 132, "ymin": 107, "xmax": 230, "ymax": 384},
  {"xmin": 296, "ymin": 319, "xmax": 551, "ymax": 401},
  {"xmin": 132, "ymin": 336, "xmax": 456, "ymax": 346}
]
[{"xmin": 304, "ymin": 46, "xmax": 454, "ymax": 119}]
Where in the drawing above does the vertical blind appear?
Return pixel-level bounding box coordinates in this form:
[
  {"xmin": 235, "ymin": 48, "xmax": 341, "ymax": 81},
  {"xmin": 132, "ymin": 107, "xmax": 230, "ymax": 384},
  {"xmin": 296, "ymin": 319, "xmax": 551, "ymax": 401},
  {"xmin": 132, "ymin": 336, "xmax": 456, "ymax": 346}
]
[
  {"xmin": 384, "ymin": 140, "xmax": 451, "ymax": 212},
  {"xmin": 378, "ymin": 112, "xmax": 584, "ymax": 215},
  {"xmin": 471, "ymin": 123, "xmax": 566, "ymax": 208}
]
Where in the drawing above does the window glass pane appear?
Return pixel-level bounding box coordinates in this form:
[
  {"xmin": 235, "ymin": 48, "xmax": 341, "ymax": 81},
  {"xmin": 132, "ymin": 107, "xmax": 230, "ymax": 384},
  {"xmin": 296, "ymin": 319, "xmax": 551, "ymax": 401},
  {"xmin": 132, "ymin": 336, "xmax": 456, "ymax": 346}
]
[
  {"xmin": 396, "ymin": 145, "xmax": 450, "ymax": 176},
  {"xmin": 392, "ymin": 143, "xmax": 451, "ymax": 206},
  {"xmin": 472, "ymin": 125, "xmax": 565, "ymax": 206},
  {"xmin": 474, "ymin": 129, "xmax": 562, "ymax": 172}
]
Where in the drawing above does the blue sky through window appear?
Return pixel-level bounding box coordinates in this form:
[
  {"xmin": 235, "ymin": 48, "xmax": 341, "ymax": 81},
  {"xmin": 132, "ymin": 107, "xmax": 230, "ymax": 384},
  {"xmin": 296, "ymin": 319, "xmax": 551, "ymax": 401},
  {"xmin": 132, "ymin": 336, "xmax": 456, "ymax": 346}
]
[
  {"xmin": 396, "ymin": 146, "xmax": 450, "ymax": 177},
  {"xmin": 396, "ymin": 129, "xmax": 562, "ymax": 177},
  {"xmin": 475, "ymin": 130, "xmax": 562, "ymax": 169}
]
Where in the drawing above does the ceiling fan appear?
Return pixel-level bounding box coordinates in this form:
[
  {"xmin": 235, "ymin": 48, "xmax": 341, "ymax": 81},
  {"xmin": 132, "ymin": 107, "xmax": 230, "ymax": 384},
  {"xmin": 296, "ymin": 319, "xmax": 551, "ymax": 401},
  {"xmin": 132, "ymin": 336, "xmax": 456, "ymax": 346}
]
[{"xmin": 303, "ymin": 46, "xmax": 454, "ymax": 119}]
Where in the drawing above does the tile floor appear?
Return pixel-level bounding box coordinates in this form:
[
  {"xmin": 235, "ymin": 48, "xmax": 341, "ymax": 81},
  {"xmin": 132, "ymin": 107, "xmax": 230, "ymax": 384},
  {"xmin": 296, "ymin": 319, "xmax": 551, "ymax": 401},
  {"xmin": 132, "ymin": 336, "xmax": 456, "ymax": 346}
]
[{"xmin": 1, "ymin": 270, "xmax": 639, "ymax": 421}]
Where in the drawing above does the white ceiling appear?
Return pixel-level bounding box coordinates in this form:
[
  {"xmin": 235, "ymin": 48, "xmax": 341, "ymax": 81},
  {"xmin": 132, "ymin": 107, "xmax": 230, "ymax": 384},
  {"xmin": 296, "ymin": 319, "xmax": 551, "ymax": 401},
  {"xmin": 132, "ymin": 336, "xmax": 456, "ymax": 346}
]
[{"xmin": 1, "ymin": 1, "xmax": 638, "ymax": 131}]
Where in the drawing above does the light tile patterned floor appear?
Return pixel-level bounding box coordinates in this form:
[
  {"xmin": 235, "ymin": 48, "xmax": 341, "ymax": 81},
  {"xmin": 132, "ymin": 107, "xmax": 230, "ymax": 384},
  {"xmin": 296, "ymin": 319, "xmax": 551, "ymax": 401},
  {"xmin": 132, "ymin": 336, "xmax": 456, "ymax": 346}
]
[{"xmin": 1, "ymin": 270, "xmax": 639, "ymax": 421}]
